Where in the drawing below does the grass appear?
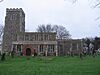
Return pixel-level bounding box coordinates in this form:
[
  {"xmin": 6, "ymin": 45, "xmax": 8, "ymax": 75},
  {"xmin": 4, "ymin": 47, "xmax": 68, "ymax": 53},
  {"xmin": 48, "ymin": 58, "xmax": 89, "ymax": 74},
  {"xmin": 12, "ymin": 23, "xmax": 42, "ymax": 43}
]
[{"xmin": 0, "ymin": 55, "xmax": 100, "ymax": 75}]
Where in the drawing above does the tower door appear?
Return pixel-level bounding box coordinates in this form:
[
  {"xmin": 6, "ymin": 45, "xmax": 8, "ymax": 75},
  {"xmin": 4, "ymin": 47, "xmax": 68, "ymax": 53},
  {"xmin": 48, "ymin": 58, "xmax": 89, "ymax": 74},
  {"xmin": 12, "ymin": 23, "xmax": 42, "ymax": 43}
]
[{"xmin": 26, "ymin": 48, "xmax": 31, "ymax": 56}]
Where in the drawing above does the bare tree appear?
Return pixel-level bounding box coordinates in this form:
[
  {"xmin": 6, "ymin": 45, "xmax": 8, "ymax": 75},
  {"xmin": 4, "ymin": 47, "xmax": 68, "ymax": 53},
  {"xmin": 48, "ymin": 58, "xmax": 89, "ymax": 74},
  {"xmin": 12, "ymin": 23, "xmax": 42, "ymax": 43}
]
[
  {"xmin": 46, "ymin": 24, "xmax": 53, "ymax": 32},
  {"xmin": 66, "ymin": 0, "xmax": 100, "ymax": 7},
  {"xmin": 37, "ymin": 24, "xmax": 71, "ymax": 39},
  {"xmin": 37, "ymin": 24, "xmax": 53, "ymax": 32},
  {"xmin": 89, "ymin": 0, "xmax": 100, "ymax": 8},
  {"xmin": 37, "ymin": 24, "xmax": 46, "ymax": 32},
  {"xmin": 0, "ymin": 0, "xmax": 4, "ymax": 3},
  {"xmin": 53, "ymin": 25, "xmax": 71, "ymax": 39},
  {"xmin": 65, "ymin": 0, "xmax": 77, "ymax": 4}
]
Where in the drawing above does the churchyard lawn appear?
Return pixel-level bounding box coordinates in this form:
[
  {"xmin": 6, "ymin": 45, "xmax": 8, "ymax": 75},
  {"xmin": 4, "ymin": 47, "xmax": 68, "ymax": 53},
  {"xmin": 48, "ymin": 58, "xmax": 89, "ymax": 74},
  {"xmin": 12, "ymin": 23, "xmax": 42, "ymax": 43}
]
[{"xmin": 0, "ymin": 55, "xmax": 100, "ymax": 75}]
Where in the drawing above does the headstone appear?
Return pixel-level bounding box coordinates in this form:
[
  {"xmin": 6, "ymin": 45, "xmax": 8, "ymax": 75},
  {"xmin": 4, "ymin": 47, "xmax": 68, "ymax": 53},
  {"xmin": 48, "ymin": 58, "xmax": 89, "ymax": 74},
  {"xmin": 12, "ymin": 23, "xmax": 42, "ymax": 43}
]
[
  {"xmin": 79, "ymin": 52, "xmax": 83, "ymax": 60},
  {"xmin": 1, "ymin": 53, "xmax": 5, "ymax": 61},
  {"xmin": 11, "ymin": 51, "xmax": 14, "ymax": 58}
]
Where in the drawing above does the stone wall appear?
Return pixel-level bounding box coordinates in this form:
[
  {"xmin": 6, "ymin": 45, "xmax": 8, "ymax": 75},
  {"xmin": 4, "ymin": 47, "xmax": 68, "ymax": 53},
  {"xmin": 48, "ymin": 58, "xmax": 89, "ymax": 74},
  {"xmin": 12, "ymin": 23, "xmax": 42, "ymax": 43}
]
[{"xmin": 58, "ymin": 39, "xmax": 83, "ymax": 56}]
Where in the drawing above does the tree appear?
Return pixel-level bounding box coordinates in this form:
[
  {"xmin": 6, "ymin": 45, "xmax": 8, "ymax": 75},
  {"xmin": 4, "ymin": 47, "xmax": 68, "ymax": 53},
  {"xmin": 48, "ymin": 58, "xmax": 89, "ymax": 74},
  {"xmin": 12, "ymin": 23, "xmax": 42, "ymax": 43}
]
[
  {"xmin": 37, "ymin": 24, "xmax": 53, "ymax": 32},
  {"xmin": 52, "ymin": 25, "xmax": 71, "ymax": 39},
  {"xmin": 65, "ymin": 0, "xmax": 77, "ymax": 4},
  {"xmin": 37, "ymin": 24, "xmax": 46, "ymax": 32},
  {"xmin": 36, "ymin": 24, "xmax": 71, "ymax": 39},
  {"xmin": 66, "ymin": 0, "xmax": 100, "ymax": 7},
  {"xmin": 0, "ymin": 0, "xmax": 4, "ymax": 3},
  {"xmin": 46, "ymin": 24, "xmax": 53, "ymax": 32}
]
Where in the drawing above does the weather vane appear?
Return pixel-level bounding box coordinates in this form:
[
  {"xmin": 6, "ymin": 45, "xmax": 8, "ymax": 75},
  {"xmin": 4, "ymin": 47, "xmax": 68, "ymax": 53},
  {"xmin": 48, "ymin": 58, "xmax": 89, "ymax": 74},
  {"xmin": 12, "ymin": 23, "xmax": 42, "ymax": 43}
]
[{"xmin": 0, "ymin": 0, "xmax": 3, "ymax": 2}]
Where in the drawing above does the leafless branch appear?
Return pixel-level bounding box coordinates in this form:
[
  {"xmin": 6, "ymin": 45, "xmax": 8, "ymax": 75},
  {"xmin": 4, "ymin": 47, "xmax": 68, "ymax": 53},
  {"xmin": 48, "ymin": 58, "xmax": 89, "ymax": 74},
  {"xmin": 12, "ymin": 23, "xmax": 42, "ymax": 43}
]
[
  {"xmin": 94, "ymin": 2, "xmax": 100, "ymax": 8},
  {"xmin": 95, "ymin": 16, "xmax": 100, "ymax": 21},
  {"xmin": 0, "ymin": 0, "xmax": 4, "ymax": 3},
  {"xmin": 64, "ymin": 0, "xmax": 77, "ymax": 4}
]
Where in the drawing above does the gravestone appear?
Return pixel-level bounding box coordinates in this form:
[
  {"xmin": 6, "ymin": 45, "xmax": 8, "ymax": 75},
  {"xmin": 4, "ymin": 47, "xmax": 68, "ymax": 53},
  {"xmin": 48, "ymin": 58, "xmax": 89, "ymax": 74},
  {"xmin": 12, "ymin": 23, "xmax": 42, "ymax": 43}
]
[{"xmin": 1, "ymin": 53, "xmax": 5, "ymax": 61}]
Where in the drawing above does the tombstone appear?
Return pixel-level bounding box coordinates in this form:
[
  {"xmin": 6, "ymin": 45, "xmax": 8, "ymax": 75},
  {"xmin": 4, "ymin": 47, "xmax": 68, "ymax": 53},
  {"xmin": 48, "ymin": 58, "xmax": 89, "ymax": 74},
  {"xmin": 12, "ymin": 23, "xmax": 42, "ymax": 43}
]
[
  {"xmin": 34, "ymin": 52, "xmax": 37, "ymax": 56},
  {"xmin": 89, "ymin": 43, "xmax": 94, "ymax": 55},
  {"xmin": 79, "ymin": 52, "xmax": 83, "ymax": 60},
  {"xmin": 11, "ymin": 50, "xmax": 14, "ymax": 58},
  {"xmin": 92, "ymin": 48, "xmax": 96, "ymax": 57},
  {"xmin": 20, "ymin": 52, "xmax": 23, "ymax": 56},
  {"xmin": 1, "ymin": 53, "xmax": 6, "ymax": 61},
  {"xmin": 82, "ymin": 46, "xmax": 88, "ymax": 56},
  {"xmin": 0, "ymin": 51, "xmax": 1, "ymax": 56}
]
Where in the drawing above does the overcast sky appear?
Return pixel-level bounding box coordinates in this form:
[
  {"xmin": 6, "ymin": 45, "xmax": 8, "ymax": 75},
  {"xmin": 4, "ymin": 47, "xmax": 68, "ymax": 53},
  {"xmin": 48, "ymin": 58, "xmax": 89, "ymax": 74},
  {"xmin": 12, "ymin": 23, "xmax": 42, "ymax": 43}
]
[{"xmin": 0, "ymin": 0, "xmax": 100, "ymax": 39}]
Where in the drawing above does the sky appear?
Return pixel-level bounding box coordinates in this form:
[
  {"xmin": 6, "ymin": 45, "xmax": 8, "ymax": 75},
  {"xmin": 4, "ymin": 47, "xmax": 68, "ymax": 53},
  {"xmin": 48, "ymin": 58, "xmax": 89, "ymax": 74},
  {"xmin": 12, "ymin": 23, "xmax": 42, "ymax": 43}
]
[{"xmin": 0, "ymin": 0, "xmax": 100, "ymax": 39}]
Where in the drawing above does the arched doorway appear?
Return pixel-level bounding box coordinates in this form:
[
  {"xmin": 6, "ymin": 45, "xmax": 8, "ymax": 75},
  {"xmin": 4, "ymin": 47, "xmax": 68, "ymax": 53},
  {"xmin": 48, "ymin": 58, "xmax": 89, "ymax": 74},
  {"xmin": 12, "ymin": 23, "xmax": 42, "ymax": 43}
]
[{"xmin": 26, "ymin": 48, "xmax": 31, "ymax": 56}]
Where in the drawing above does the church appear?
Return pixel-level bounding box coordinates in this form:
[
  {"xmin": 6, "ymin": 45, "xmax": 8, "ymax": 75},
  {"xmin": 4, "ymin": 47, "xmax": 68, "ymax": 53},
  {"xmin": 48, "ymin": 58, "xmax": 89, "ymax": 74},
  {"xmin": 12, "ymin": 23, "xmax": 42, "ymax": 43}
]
[
  {"xmin": 2, "ymin": 8, "xmax": 58, "ymax": 56},
  {"xmin": 2, "ymin": 8, "xmax": 83, "ymax": 56}
]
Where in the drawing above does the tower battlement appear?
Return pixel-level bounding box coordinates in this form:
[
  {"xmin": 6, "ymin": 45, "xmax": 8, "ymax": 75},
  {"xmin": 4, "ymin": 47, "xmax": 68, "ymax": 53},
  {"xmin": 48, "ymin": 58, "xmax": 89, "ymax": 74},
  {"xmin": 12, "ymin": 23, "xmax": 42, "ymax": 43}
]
[
  {"xmin": 6, "ymin": 8, "xmax": 23, "ymax": 12},
  {"xmin": 6, "ymin": 8, "xmax": 25, "ymax": 16}
]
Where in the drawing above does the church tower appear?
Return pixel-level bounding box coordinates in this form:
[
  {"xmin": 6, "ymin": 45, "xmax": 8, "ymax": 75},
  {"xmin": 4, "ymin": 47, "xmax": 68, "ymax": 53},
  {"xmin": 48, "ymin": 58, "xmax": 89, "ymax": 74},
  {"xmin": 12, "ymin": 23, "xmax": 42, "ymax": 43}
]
[{"xmin": 2, "ymin": 8, "xmax": 25, "ymax": 53}]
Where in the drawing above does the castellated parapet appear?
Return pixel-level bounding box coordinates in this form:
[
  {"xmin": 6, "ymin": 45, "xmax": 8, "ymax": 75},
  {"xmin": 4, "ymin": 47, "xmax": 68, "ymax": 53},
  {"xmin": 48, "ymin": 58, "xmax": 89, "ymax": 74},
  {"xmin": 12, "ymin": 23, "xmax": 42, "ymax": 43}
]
[
  {"xmin": 6, "ymin": 8, "xmax": 25, "ymax": 17},
  {"xmin": 6, "ymin": 8, "xmax": 23, "ymax": 12}
]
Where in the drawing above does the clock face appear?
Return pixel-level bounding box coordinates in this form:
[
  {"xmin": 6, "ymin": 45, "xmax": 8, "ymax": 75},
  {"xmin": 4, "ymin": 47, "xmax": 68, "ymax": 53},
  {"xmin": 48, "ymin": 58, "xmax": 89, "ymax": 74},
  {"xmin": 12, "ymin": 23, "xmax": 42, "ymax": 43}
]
[{"xmin": 0, "ymin": 0, "xmax": 3, "ymax": 2}]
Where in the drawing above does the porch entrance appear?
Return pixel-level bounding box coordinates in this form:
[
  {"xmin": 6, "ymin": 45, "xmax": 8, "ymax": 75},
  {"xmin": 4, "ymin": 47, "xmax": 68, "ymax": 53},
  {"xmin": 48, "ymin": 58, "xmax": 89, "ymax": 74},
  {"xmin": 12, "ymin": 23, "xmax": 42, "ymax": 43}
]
[{"xmin": 26, "ymin": 48, "xmax": 31, "ymax": 56}]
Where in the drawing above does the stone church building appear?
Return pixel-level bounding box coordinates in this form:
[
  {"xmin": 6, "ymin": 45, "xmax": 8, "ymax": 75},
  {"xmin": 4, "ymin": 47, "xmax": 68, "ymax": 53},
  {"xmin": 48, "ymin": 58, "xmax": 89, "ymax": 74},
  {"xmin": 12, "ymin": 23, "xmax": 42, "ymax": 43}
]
[
  {"xmin": 2, "ymin": 8, "xmax": 83, "ymax": 56},
  {"xmin": 2, "ymin": 8, "xmax": 58, "ymax": 56}
]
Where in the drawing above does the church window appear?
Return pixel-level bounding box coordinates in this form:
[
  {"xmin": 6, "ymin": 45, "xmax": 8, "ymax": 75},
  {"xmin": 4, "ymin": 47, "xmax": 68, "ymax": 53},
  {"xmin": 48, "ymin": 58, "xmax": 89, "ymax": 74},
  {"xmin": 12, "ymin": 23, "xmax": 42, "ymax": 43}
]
[
  {"xmin": 30, "ymin": 35, "xmax": 33, "ymax": 41},
  {"xmin": 17, "ymin": 45, "xmax": 21, "ymax": 52},
  {"xmin": 34, "ymin": 34, "xmax": 37, "ymax": 41},
  {"xmin": 19, "ymin": 36, "xmax": 23, "ymax": 41},
  {"xmin": 25, "ymin": 34, "xmax": 29, "ymax": 41},
  {"xmin": 40, "ymin": 45, "xmax": 44, "ymax": 52},
  {"xmin": 48, "ymin": 45, "xmax": 54, "ymax": 52},
  {"xmin": 44, "ymin": 34, "xmax": 48, "ymax": 41},
  {"xmin": 37, "ymin": 34, "xmax": 38, "ymax": 41},
  {"xmin": 39, "ymin": 34, "xmax": 43, "ymax": 41},
  {"xmin": 10, "ymin": 14, "xmax": 16, "ymax": 21}
]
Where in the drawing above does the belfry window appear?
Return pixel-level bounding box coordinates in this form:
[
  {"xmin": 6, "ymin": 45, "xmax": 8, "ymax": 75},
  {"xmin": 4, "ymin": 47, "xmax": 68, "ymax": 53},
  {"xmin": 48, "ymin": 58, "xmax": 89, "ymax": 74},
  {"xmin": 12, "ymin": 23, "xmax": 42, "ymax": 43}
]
[{"xmin": 10, "ymin": 14, "xmax": 16, "ymax": 21}]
